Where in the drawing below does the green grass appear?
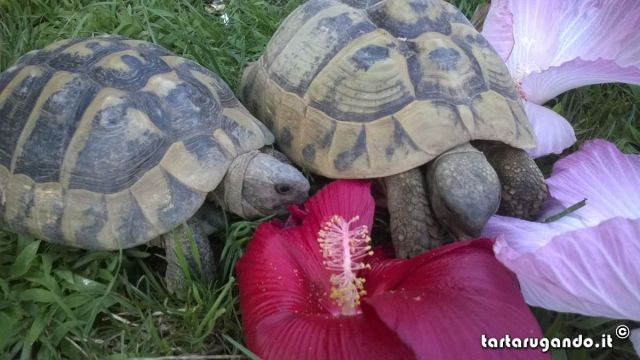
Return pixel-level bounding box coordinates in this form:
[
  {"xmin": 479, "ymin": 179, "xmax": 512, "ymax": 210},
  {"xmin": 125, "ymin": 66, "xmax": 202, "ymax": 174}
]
[{"xmin": 0, "ymin": 0, "xmax": 639, "ymax": 358}]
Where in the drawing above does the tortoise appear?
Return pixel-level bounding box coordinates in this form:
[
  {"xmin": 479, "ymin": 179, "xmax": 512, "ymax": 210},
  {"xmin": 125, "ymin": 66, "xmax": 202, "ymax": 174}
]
[
  {"xmin": 239, "ymin": 0, "xmax": 547, "ymax": 258},
  {"xmin": 0, "ymin": 35, "xmax": 310, "ymax": 291}
]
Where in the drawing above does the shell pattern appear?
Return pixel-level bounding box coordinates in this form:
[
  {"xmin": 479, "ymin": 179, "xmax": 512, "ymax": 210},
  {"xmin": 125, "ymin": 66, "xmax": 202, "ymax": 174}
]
[
  {"xmin": 240, "ymin": 0, "xmax": 535, "ymax": 178},
  {"xmin": 0, "ymin": 36, "xmax": 272, "ymax": 250}
]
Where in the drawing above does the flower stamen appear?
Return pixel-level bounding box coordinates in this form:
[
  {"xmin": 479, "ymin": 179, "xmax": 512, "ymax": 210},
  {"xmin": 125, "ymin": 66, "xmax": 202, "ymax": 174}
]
[{"xmin": 317, "ymin": 215, "xmax": 373, "ymax": 316}]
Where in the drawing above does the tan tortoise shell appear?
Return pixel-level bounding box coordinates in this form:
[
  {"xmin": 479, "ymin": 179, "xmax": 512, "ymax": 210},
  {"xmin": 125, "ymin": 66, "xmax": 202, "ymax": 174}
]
[
  {"xmin": 240, "ymin": 0, "xmax": 536, "ymax": 179},
  {"xmin": 0, "ymin": 35, "xmax": 273, "ymax": 250}
]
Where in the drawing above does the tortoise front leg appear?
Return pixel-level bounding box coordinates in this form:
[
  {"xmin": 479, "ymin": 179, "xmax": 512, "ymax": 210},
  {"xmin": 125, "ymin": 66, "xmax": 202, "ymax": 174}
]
[
  {"xmin": 382, "ymin": 168, "xmax": 447, "ymax": 258},
  {"xmin": 162, "ymin": 206, "xmax": 224, "ymax": 294},
  {"xmin": 474, "ymin": 142, "xmax": 548, "ymax": 220}
]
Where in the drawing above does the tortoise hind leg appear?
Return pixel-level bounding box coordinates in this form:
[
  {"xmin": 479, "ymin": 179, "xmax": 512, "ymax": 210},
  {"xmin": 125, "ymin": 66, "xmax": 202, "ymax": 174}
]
[
  {"xmin": 382, "ymin": 168, "xmax": 448, "ymax": 258},
  {"xmin": 475, "ymin": 142, "xmax": 548, "ymax": 220}
]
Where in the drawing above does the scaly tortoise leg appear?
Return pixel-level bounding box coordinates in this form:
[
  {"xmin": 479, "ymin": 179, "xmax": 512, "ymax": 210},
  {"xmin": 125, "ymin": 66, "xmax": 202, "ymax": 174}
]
[
  {"xmin": 382, "ymin": 168, "xmax": 448, "ymax": 258},
  {"xmin": 425, "ymin": 143, "xmax": 501, "ymax": 239},
  {"xmin": 162, "ymin": 203, "xmax": 224, "ymax": 294},
  {"xmin": 474, "ymin": 142, "xmax": 548, "ymax": 220}
]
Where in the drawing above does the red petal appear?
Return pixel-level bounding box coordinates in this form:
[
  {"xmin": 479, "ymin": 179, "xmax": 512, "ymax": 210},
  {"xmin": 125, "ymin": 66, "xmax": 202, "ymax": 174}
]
[
  {"xmin": 237, "ymin": 221, "xmax": 413, "ymax": 360},
  {"xmin": 247, "ymin": 313, "xmax": 414, "ymax": 360},
  {"xmin": 303, "ymin": 180, "xmax": 375, "ymax": 233},
  {"xmin": 364, "ymin": 239, "xmax": 548, "ymax": 360},
  {"xmin": 237, "ymin": 222, "xmax": 331, "ymax": 319},
  {"xmin": 283, "ymin": 180, "xmax": 373, "ymax": 228},
  {"xmin": 284, "ymin": 203, "xmax": 308, "ymax": 227}
]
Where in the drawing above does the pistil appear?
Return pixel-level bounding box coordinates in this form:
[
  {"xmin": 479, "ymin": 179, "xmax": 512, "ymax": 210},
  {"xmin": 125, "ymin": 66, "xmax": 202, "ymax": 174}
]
[{"xmin": 317, "ymin": 215, "xmax": 373, "ymax": 315}]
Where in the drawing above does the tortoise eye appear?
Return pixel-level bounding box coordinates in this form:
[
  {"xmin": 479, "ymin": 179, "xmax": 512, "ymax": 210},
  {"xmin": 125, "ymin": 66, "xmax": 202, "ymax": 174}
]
[{"xmin": 275, "ymin": 184, "xmax": 291, "ymax": 194}]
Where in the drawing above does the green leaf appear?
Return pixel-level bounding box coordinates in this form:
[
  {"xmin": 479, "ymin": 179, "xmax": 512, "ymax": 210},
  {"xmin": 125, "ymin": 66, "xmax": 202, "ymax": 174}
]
[
  {"xmin": 24, "ymin": 307, "xmax": 52, "ymax": 345},
  {"xmin": 123, "ymin": 249, "xmax": 150, "ymax": 258},
  {"xmin": 0, "ymin": 311, "xmax": 18, "ymax": 349},
  {"xmin": 570, "ymin": 316, "xmax": 615, "ymax": 330},
  {"xmin": 40, "ymin": 253, "xmax": 53, "ymax": 275},
  {"xmin": 50, "ymin": 319, "xmax": 85, "ymax": 346},
  {"xmin": 146, "ymin": 8, "xmax": 176, "ymax": 18},
  {"xmin": 195, "ymin": 277, "xmax": 234, "ymax": 338},
  {"xmin": 10, "ymin": 240, "xmax": 40, "ymax": 278},
  {"xmin": 20, "ymin": 288, "xmax": 57, "ymax": 303},
  {"xmin": 223, "ymin": 334, "xmax": 261, "ymax": 360},
  {"xmin": 53, "ymin": 269, "xmax": 74, "ymax": 285},
  {"xmin": 0, "ymin": 278, "xmax": 9, "ymax": 298},
  {"xmin": 551, "ymin": 349, "xmax": 568, "ymax": 360}
]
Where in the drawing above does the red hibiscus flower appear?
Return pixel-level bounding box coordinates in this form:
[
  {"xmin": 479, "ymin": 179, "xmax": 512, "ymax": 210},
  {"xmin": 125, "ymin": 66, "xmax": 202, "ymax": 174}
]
[{"xmin": 236, "ymin": 180, "xmax": 547, "ymax": 360}]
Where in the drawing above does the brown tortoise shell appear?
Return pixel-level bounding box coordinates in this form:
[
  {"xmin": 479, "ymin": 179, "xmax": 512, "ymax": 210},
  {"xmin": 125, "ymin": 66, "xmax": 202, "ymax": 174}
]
[
  {"xmin": 240, "ymin": 0, "xmax": 536, "ymax": 179},
  {"xmin": 0, "ymin": 35, "xmax": 273, "ymax": 250}
]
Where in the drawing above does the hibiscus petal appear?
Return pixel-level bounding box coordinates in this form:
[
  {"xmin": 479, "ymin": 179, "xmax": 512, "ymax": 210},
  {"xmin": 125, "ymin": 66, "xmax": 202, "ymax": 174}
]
[
  {"xmin": 545, "ymin": 140, "xmax": 640, "ymax": 222},
  {"xmin": 237, "ymin": 223, "xmax": 329, "ymax": 321},
  {"xmin": 485, "ymin": 140, "xmax": 640, "ymax": 250},
  {"xmin": 618, "ymin": 30, "xmax": 640, "ymax": 68},
  {"xmin": 303, "ymin": 179, "xmax": 375, "ymax": 232},
  {"xmin": 487, "ymin": 0, "xmax": 640, "ymax": 73},
  {"xmin": 496, "ymin": 0, "xmax": 564, "ymax": 73},
  {"xmin": 484, "ymin": 140, "xmax": 640, "ymax": 320},
  {"xmin": 522, "ymin": 59, "xmax": 640, "ymax": 104},
  {"xmin": 483, "ymin": 215, "xmax": 574, "ymax": 254},
  {"xmin": 481, "ymin": 0, "xmax": 514, "ymax": 61},
  {"xmin": 494, "ymin": 217, "xmax": 640, "ymax": 321},
  {"xmin": 543, "ymin": 0, "xmax": 640, "ymax": 67},
  {"xmin": 365, "ymin": 239, "xmax": 548, "ymax": 359},
  {"xmin": 237, "ymin": 221, "xmax": 414, "ymax": 360},
  {"xmin": 237, "ymin": 181, "xmax": 417, "ymax": 359},
  {"xmin": 523, "ymin": 101, "xmax": 576, "ymax": 158}
]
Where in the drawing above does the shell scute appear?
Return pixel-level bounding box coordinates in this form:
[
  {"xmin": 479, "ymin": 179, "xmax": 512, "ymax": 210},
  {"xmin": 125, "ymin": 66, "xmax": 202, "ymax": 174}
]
[
  {"xmin": 48, "ymin": 39, "xmax": 130, "ymax": 72},
  {"xmin": 12, "ymin": 71, "xmax": 99, "ymax": 183},
  {"xmin": 0, "ymin": 65, "xmax": 56, "ymax": 169},
  {"xmin": 266, "ymin": 3, "xmax": 377, "ymax": 96}
]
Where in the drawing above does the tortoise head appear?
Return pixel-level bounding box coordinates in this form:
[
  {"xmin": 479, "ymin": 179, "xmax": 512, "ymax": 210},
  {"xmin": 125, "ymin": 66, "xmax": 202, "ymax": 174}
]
[
  {"xmin": 221, "ymin": 150, "xmax": 309, "ymax": 218},
  {"xmin": 426, "ymin": 144, "xmax": 501, "ymax": 239}
]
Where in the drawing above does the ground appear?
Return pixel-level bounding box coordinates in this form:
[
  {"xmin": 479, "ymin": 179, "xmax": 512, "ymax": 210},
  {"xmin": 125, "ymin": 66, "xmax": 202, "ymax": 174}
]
[{"xmin": 0, "ymin": 0, "xmax": 638, "ymax": 358}]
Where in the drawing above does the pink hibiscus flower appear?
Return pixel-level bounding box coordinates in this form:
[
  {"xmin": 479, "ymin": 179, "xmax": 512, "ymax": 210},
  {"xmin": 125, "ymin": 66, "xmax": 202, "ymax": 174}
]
[
  {"xmin": 237, "ymin": 180, "xmax": 547, "ymax": 359},
  {"xmin": 482, "ymin": 0, "xmax": 640, "ymax": 157},
  {"xmin": 483, "ymin": 140, "xmax": 640, "ymax": 320}
]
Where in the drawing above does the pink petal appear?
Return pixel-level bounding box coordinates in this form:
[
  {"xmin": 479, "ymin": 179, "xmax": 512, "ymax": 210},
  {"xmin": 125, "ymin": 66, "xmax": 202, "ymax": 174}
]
[
  {"xmin": 494, "ymin": 217, "xmax": 640, "ymax": 320},
  {"xmin": 547, "ymin": 140, "xmax": 640, "ymax": 222},
  {"xmin": 487, "ymin": 0, "xmax": 640, "ymax": 73},
  {"xmin": 485, "ymin": 139, "xmax": 640, "ymax": 251},
  {"xmin": 495, "ymin": 1, "xmax": 564, "ymax": 72},
  {"xmin": 365, "ymin": 239, "xmax": 548, "ymax": 359},
  {"xmin": 484, "ymin": 140, "xmax": 640, "ymax": 320},
  {"xmin": 237, "ymin": 222, "xmax": 414, "ymax": 360},
  {"xmin": 523, "ymin": 101, "xmax": 576, "ymax": 158},
  {"xmin": 481, "ymin": 0, "xmax": 514, "ymax": 61},
  {"xmin": 544, "ymin": 1, "xmax": 640, "ymax": 67},
  {"xmin": 483, "ymin": 215, "xmax": 574, "ymax": 254},
  {"xmin": 618, "ymin": 31, "xmax": 640, "ymax": 68},
  {"xmin": 482, "ymin": 1, "xmax": 640, "ymax": 158},
  {"xmin": 632, "ymin": 329, "xmax": 640, "ymax": 356},
  {"xmin": 523, "ymin": 59, "xmax": 640, "ymax": 104}
]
